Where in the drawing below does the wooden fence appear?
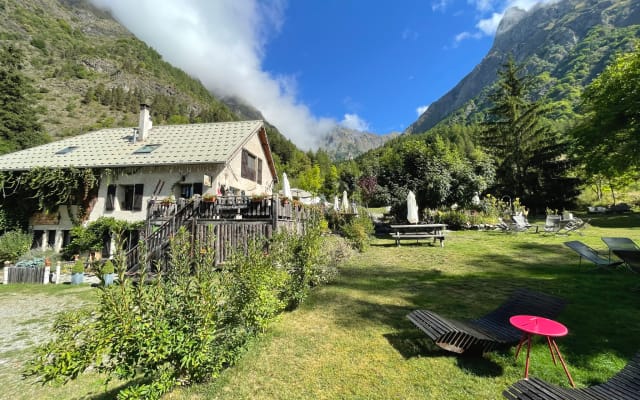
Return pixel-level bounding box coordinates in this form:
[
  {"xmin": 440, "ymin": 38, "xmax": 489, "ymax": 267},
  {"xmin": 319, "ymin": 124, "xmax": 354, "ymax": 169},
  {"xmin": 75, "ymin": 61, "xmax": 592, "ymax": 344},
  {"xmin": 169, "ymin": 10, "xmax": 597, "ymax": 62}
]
[{"xmin": 3, "ymin": 266, "xmax": 49, "ymax": 284}]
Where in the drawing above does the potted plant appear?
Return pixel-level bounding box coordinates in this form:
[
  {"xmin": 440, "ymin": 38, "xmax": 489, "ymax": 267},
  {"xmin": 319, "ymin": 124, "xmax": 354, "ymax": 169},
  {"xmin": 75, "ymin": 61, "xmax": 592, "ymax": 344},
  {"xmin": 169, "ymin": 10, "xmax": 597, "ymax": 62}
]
[
  {"xmin": 161, "ymin": 195, "xmax": 176, "ymax": 205},
  {"xmin": 251, "ymin": 193, "xmax": 267, "ymax": 203},
  {"xmin": 202, "ymin": 193, "xmax": 217, "ymax": 203},
  {"xmin": 71, "ymin": 259, "xmax": 84, "ymax": 285},
  {"xmin": 101, "ymin": 259, "xmax": 115, "ymax": 287}
]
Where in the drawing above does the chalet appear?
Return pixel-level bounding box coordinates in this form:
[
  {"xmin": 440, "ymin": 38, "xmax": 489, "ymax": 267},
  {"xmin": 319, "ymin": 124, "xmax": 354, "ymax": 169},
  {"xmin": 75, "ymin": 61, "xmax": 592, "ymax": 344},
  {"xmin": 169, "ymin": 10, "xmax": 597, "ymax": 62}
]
[{"xmin": 0, "ymin": 105, "xmax": 277, "ymax": 253}]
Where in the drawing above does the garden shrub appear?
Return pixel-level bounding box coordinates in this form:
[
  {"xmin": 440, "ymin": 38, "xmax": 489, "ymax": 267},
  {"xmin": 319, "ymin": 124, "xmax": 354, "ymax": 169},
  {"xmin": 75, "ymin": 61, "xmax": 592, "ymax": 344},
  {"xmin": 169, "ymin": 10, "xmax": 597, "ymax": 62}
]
[
  {"xmin": 224, "ymin": 238, "xmax": 290, "ymax": 334},
  {"xmin": 26, "ymin": 229, "xmax": 236, "ymax": 399},
  {"xmin": 14, "ymin": 257, "xmax": 44, "ymax": 268},
  {"xmin": 25, "ymin": 213, "xmax": 339, "ymax": 399},
  {"xmin": 0, "ymin": 230, "xmax": 32, "ymax": 263},
  {"xmin": 317, "ymin": 234, "xmax": 352, "ymax": 281},
  {"xmin": 270, "ymin": 206, "xmax": 327, "ymax": 308},
  {"xmin": 339, "ymin": 212, "xmax": 374, "ymax": 252}
]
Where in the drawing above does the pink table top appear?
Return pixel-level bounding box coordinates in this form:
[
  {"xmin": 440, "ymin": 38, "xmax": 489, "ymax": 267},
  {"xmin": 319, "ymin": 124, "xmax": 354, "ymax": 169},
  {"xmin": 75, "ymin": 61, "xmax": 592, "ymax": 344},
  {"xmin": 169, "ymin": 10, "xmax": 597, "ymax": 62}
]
[{"xmin": 510, "ymin": 315, "xmax": 568, "ymax": 337}]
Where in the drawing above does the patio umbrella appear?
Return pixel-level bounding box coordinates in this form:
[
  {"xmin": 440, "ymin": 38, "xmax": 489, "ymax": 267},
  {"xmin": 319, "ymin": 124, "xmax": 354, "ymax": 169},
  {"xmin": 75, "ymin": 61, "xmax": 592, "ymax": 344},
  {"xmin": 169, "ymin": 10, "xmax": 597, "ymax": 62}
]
[
  {"xmin": 407, "ymin": 190, "xmax": 419, "ymax": 224},
  {"xmin": 282, "ymin": 172, "xmax": 292, "ymax": 199},
  {"xmin": 334, "ymin": 195, "xmax": 340, "ymax": 211},
  {"xmin": 342, "ymin": 191, "xmax": 349, "ymax": 212}
]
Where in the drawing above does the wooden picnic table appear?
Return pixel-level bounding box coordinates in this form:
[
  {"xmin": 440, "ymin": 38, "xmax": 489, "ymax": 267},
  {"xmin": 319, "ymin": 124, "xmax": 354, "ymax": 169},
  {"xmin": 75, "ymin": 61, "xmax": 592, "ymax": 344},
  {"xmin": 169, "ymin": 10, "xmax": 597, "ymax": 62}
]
[{"xmin": 389, "ymin": 224, "xmax": 447, "ymax": 247}]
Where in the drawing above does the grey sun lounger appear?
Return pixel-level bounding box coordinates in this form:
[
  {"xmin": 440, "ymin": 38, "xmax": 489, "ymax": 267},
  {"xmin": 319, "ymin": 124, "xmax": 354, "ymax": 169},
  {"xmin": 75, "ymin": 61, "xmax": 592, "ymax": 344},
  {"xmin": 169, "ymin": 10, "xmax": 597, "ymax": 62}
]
[{"xmin": 564, "ymin": 241, "xmax": 623, "ymax": 269}]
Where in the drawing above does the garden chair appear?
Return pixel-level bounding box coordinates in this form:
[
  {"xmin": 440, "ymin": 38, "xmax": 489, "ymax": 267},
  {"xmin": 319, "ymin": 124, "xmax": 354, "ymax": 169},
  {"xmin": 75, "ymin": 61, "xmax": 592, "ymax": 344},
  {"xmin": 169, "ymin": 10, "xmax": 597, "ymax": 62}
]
[
  {"xmin": 503, "ymin": 352, "xmax": 640, "ymax": 399},
  {"xmin": 511, "ymin": 214, "xmax": 538, "ymax": 233},
  {"xmin": 407, "ymin": 289, "xmax": 566, "ymax": 354},
  {"xmin": 563, "ymin": 241, "xmax": 623, "ymax": 270},
  {"xmin": 495, "ymin": 217, "xmax": 511, "ymax": 231},
  {"xmin": 558, "ymin": 217, "xmax": 588, "ymax": 235},
  {"xmin": 543, "ymin": 215, "xmax": 562, "ymax": 234},
  {"xmin": 602, "ymin": 237, "xmax": 640, "ymax": 260},
  {"xmin": 612, "ymin": 249, "xmax": 640, "ymax": 273}
]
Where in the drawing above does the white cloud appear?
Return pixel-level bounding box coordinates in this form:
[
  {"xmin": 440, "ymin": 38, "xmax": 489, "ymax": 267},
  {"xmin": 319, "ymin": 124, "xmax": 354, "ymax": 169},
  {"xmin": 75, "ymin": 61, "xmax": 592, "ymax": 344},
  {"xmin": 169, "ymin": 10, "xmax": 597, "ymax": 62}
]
[
  {"xmin": 402, "ymin": 28, "xmax": 419, "ymax": 40},
  {"xmin": 341, "ymin": 114, "xmax": 370, "ymax": 132},
  {"xmin": 431, "ymin": 0, "xmax": 452, "ymax": 12},
  {"xmin": 89, "ymin": 0, "xmax": 336, "ymax": 150},
  {"xmin": 416, "ymin": 105, "xmax": 430, "ymax": 116},
  {"xmin": 454, "ymin": 31, "xmax": 482, "ymax": 44},
  {"xmin": 477, "ymin": 12, "xmax": 504, "ymax": 35},
  {"xmin": 469, "ymin": 0, "xmax": 497, "ymax": 12},
  {"xmin": 456, "ymin": 0, "xmax": 561, "ymax": 44}
]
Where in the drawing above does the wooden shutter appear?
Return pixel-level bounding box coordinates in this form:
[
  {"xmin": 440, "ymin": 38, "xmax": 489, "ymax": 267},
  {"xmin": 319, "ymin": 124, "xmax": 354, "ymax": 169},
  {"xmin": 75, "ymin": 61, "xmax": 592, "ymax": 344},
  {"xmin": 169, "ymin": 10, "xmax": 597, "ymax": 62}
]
[
  {"xmin": 105, "ymin": 184, "xmax": 116, "ymax": 211},
  {"xmin": 257, "ymin": 159, "xmax": 263, "ymax": 184},
  {"xmin": 133, "ymin": 184, "xmax": 144, "ymax": 211}
]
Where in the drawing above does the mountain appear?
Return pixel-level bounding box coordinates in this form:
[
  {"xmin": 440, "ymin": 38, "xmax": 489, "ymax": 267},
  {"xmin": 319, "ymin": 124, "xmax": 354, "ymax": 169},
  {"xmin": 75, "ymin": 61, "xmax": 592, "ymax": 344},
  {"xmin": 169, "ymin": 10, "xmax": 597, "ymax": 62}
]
[
  {"xmin": 0, "ymin": 0, "xmax": 311, "ymax": 171},
  {"xmin": 0, "ymin": 0, "xmax": 245, "ymax": 139},
  {"xmin": 319, "ymin": 126, "xmax": 399, "ymax": 161},
  {"xmin": 218, "ymin": 94, "xmax": 396, "ymax": 160},
  {"xmin": 406, "ymin": 0, "xmax": 640, "ymax": 134}
]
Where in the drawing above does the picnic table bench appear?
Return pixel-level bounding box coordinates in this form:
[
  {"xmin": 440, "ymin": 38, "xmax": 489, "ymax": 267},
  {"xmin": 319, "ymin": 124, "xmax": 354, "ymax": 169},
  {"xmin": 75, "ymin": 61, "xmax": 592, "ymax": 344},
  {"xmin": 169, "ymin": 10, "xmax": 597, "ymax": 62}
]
[{"xmin": 389, "ymin": 224, "xmax": 447, "ymax": 247}]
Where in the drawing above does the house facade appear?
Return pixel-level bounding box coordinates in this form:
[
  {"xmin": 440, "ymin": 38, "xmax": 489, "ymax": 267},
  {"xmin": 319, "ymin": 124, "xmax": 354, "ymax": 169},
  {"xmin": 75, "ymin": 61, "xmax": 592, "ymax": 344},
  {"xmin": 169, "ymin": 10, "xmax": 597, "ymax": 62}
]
[{"xmin": 0, "ymin": 105, "xmax": 277, "ymax": 252}]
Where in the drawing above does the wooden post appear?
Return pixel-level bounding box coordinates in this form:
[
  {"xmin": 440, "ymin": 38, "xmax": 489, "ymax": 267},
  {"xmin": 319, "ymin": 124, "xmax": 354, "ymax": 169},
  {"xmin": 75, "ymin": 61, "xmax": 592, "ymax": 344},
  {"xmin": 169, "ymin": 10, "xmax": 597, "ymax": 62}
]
[
  {"xmin": 55, "ymin": 261, "xmax": 61, "ymax": 284},
  {"xmin": 272, "ymin": 196, "xmax": 278, "ymax": 232},
  {"xmin": 2, "ymin": 261, "xmax": 8, "ymax": 285}
]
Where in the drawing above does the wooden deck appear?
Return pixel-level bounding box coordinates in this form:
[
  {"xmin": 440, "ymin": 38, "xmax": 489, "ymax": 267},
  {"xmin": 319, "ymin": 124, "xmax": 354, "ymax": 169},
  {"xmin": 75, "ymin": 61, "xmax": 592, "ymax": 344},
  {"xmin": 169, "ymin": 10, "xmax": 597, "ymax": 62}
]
[{"xmin": 126, "ymin": 195, "xmax": 309, "ymax": 272}]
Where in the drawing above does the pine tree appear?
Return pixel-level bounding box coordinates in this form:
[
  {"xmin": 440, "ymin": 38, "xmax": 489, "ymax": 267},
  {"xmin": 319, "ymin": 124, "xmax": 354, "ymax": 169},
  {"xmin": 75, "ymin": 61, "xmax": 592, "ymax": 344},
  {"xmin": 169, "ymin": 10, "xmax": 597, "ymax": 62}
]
[
  {"xmin": 481, "ymin": 57, "xmax": 578, "ymax": 211},
  {"xmin": 0, "ymin": 45, "xmax": 49, "ymax": 154}
]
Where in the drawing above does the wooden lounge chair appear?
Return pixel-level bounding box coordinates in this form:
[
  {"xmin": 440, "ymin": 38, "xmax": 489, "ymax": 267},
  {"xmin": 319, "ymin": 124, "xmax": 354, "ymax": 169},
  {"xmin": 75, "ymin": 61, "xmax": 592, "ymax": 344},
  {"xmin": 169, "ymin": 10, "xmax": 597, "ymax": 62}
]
[
  {"xmin": 407, "ymin": 289, "xmax": 566, "ymax": 354},
  {"xmin": 563, "ymin": 241, "xmax": 623, "ymax": 269},
  {"xmin": 503, "ymin": 352, "xmax": 640, "ymax": 399}
]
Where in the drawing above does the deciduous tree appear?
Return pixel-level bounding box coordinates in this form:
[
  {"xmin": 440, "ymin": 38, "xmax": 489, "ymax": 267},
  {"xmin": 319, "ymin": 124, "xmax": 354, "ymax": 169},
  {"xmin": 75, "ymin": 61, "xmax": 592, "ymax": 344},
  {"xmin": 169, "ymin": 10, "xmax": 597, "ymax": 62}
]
[{"xmin": 572, "ymin": 46, "xmax": 640, "ymax": 181}]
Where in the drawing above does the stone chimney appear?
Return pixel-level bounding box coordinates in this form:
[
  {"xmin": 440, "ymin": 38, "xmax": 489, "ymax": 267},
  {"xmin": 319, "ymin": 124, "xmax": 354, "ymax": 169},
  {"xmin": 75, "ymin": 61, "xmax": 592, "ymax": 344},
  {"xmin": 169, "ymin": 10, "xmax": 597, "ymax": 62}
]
[{"xmin": 138, "ymin": 103, "xmax": 153, "ymax": 141}]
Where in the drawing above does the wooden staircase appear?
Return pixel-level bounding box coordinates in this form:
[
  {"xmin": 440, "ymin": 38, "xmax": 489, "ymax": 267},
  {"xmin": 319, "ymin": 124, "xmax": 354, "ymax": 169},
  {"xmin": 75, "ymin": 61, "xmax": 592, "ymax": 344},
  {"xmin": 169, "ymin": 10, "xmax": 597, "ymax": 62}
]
[{"xmin": 125, "ymin": 199, "xmax": 197, "ymax": 274}]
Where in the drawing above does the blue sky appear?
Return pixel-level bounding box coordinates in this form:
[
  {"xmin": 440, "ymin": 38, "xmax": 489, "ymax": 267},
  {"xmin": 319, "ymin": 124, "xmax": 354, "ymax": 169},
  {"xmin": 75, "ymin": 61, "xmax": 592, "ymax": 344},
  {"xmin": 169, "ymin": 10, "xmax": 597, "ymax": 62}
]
[{"xmin": 91, "ymin": 0, "xmax": 560, "ymax": 148}]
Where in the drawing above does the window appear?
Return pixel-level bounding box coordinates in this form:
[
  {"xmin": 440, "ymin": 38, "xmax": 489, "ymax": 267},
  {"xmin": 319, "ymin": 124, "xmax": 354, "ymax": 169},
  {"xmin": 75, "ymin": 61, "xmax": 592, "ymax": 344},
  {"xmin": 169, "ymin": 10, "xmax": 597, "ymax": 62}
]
[
  {"xmin": 180, "ymin": 183, "xmax": 203, "ymax": 198},
  {"xmin": 105, "ymin": 184, "xmax": 116, "ymax": 211},
  {"xmin": 62, "ymin": 230, "xmax": 71, "ymax": 248},
  {"xmin": 133, "ymin": 144, "xmax": 161, "ymax": 154},
  {"xmin": 47, "ymin": 231, "xmax": 56, "ymax": 248},
  {"xmin": 31, "ymin": 230, "xmax": 43, "ymax": 249},
  {"xmin": 121, "ymin": 184, "xmax": 144, "ymax": 211},
  {"xmin": 257, "ymin": 159, "xmax": 263, "ymax": 184},
  {"xmin": 55, "ymin": 146, "xmax": 78, "ymax": 155},
  {"xmin": 241, "ymin": 149, "xmax": 257, "ymax": 181}
]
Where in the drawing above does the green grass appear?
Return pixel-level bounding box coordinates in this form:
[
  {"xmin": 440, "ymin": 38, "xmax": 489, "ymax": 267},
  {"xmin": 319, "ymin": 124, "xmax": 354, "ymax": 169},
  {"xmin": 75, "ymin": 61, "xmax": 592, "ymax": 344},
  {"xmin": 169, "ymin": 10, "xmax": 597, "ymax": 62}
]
[
  {"xmin": 169, "ymin": 219, "xmax": 640, "ymax": 400},
  {"xmin": 2, "ymin": 217, "xmax": 640, "ymax": 399}
]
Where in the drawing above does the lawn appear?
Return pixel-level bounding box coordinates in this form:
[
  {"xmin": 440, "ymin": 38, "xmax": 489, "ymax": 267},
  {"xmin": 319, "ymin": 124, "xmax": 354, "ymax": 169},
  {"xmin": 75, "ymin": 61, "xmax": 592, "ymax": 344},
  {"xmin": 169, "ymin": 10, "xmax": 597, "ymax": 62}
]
[{"xmin": 2, "ymin": 215, "xmax": 639, "ymax": 399}]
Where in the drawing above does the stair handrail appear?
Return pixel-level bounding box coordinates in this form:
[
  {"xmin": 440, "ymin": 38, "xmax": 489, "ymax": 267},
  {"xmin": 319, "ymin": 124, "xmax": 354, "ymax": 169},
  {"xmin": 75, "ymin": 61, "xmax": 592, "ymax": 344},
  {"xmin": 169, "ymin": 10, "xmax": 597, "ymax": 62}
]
[{"xmin": 125, "ymin": 198, "xmax": 199, "ymax": 273}]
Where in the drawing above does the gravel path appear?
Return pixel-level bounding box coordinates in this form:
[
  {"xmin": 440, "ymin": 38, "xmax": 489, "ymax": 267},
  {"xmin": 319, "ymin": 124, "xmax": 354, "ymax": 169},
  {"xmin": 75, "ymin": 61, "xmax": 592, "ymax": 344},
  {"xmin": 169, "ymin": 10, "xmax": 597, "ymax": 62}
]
[{"xmin": 0, "ymin": 283, "xmax": 100, "ymax": 399}]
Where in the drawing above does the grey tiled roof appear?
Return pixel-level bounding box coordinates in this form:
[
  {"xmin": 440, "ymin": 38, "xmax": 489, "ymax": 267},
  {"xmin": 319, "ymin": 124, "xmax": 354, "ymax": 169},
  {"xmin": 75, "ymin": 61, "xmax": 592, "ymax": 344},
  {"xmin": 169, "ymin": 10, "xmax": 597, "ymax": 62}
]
[{"xmin": 0, "ymin": 120, "xmax": 264, "ymax": 171}]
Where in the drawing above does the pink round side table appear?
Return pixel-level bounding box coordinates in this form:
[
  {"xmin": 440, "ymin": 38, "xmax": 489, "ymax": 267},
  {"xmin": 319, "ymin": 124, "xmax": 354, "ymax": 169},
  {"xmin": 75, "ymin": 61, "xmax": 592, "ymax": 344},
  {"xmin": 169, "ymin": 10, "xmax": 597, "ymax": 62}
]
[{"xmin": 509, "ymin": 315, "xmax": 575, "ymax": 387}]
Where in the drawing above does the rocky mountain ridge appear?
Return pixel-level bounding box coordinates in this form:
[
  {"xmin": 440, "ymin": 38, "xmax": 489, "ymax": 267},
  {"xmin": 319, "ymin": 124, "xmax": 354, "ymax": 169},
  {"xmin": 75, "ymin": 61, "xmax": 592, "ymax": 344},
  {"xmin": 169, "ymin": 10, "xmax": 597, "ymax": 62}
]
[
  {"xmin": 319, "ymin": 126, "xmax": 398, "ymax": 161},
  {"xmin": 406, "ymin": 0, "xmax": 640, "ymax": 134}
]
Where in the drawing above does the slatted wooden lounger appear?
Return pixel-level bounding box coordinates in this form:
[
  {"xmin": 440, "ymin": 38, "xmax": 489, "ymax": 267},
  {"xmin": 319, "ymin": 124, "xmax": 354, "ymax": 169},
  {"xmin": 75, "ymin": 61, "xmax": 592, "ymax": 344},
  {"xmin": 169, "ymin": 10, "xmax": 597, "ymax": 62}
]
[
  {"xmin": 407, "ymin": 289, "xmax": 567, "ymax": 354},
  {"xmin": 503, "ymin": 352, "xmax": 640, "ymax": 399}
]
